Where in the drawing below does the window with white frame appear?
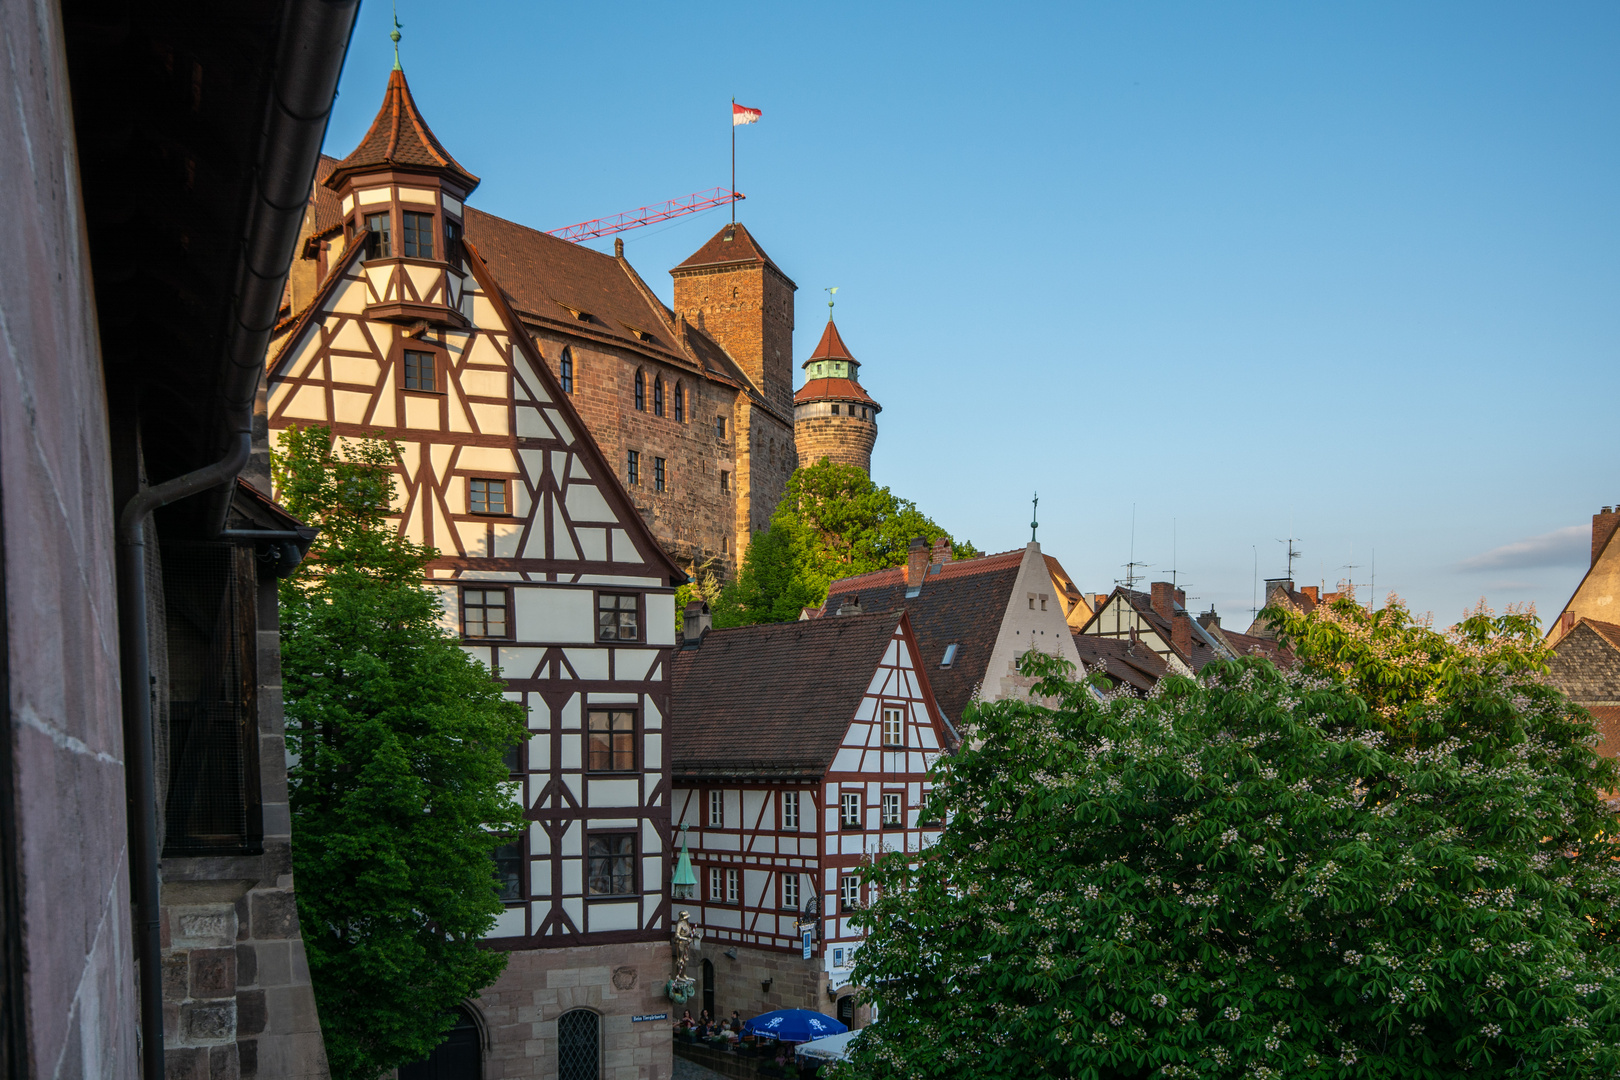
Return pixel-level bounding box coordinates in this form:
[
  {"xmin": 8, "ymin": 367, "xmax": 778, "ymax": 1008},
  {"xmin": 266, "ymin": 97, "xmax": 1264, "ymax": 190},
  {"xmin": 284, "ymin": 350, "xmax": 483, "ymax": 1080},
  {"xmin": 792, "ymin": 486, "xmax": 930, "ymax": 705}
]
[
  {"xmin": 882, "ymin": 792, "xmax": 903, "ymax": 828},
  {"xmin": 840, "ymin": 791, "xmax": 861, "ymax": 830},
  {"xmin": 781, "ymin": 872, "xmax": 799, "ymax": 910},
  {"xmin": 709, "ymin": 867, "xmax": 722, "ymax": 902},
  {"xmin": 781, "ymin": 790, "xmax": 800, "ymax": 830},
  {"xmin": 725, "ymin": 867, "xmax": 739, "ymax": 904},
  {"xmin": 707, "ymin": 790, "xmax": 723, "ymax": 828},
  {"xmin": 882, "ymin": 705, "xmax": 904, "ymax": 747},
  {"xmin": 839, "ymin": 874, "xmax": 862, "ymax": 913}
]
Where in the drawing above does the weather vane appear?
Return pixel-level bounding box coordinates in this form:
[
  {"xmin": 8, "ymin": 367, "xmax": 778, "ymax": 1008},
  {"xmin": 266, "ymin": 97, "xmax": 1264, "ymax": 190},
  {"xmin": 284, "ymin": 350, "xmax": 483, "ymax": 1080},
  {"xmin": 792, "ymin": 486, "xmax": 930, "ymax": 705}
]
[
  {"xmin": 391, "ymin": 1, "xmax": 403, "ymax": 70},
  {"xmin": 824, "ymin": 286, "xmax": 838, "ymax": 320},
  {"xmin": 1030, "ymin": 492, "xmax": 1039, "ymax": 543}
]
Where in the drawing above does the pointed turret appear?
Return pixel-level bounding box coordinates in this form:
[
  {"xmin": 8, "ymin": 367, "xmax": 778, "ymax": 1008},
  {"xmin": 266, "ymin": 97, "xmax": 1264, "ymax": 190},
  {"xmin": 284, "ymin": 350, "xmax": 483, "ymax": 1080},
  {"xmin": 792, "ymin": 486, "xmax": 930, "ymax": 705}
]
[
  {"xmin": 793, "ymin": 317, "xmax": 880, "ymax": 472},
  {"xmin": 324, "ymin": 68, "xmax": 479, "ymax": 194}
]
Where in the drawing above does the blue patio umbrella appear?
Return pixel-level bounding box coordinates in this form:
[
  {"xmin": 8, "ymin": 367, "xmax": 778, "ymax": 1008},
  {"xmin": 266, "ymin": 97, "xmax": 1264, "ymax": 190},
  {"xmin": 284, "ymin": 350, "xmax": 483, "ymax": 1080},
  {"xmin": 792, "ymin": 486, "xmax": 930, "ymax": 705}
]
[{"xmin": 743, "ymin": 1008, "xmax": 848, "ymax": 1043}]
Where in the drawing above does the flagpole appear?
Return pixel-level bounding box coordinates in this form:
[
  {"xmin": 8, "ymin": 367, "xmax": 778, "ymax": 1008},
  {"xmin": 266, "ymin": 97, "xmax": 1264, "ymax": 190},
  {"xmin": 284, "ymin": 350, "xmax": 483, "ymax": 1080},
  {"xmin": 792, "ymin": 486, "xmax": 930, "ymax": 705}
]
[{"xmin": 731, "ymin": 96, "xmax": 736, "ymax": 223}]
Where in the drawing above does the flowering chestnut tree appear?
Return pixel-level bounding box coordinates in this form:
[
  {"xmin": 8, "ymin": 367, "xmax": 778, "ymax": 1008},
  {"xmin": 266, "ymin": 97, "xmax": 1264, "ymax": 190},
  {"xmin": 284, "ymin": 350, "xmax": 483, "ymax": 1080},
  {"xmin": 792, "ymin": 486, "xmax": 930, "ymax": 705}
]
[{"xmin": 845, "ymin": 598, "xmax": 1620, "ymax": 1078}]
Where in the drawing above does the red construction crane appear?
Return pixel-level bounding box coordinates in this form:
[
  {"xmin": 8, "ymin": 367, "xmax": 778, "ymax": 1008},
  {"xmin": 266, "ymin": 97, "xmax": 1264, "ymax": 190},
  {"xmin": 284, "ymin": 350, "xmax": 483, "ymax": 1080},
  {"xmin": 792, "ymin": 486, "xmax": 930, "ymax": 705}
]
[{"xmin": 546, "ymin": 188, "xmax": 744, "ymax": 244}]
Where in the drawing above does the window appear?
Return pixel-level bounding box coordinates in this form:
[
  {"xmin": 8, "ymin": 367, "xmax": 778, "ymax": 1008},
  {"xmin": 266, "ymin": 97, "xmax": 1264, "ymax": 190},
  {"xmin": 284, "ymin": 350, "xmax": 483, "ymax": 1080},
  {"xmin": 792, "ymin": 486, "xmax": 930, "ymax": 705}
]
[
  {"xmin": 559, "ymin": 348, "xmax": 573, "ymax": 394},
  {"xmin": 882, "ymin": 792, "xmax": 903, "ymax": 828},
  {"xmin": 443, "ymin": 218, "xmax": 463, "ymax": 264},
  {"xmin": 469, "ymin": 478, "xmax": 509, "ymax": 515},
  {"xmin": 674, "ymin": 383, "xmax": 684, "ymax": 423},
  {"xmin": 597, "ymin": 594, "xmax": 639, "ymax": 641},
  {"xmin": 840, "ymin": 874, "xmax": 862, "ymax": 913},
  {"xmin": 1041, "ymin": 596, "xmax": 1049, "ymax": 611},
  {"xmin": 493, "ymin": 838, "xmax": 523, "ymax": 901},
  {"xmin": 831, "ymin": 404, "xmax": 840, "ymax": 416},
  {"xmin": 726, "ymin": 867, "xmax": 739, "ymax": 904},
  {"xmin": 587, "ymin": 833, "xmax": 635, "ymax": 895},
  {"xmin": 782, "ymin": 872, "xmax": 799, "ymax": 910},
  {"xmin": 634, "ymin": 370, "xmax": 645, "ymax": 411},
  {"xmin": 840, "ymin": 791, "xmax": 861, "ymax": 830},
  {"xmin": 654, "ymin": 457, "xmax": 666, "ymax": 493},
  {"xmin": 627, "ymin": 450, "xmax": 639, "ymax": 486},
  {"xmin": 1028, "ymin": 596, "xmax": 1035, "ymax": 610},
  {"xmin": 364, "ymin": 211, "xmax": 390, "ymax": 258},
  {"xmin": 716, "ymin": 415, "xmax": 726, "ymax": 439},
  {"xmin": 404, "ymin": 349, "xmax": 436, "ymax": 391},
  {"xmin": 882, "ymin": 706, "xmax": 904, "ymax": 747},
  {"xmin": 941, "ymin": 643, "xmax": 959, "ymax": 668},
  {"xmin": 709, "ymin": 867, "xmax": 723, "ymax": 900},
  {"xmin": 833, "ymin": 947, "xmax": 845, "ymax": 967},
  {"xmin": 653, "ymin": 378, "xmax": 664, "ymax": 417},
  {"xmin": 720, "ymin": 470, "xmax": 730, "ymax": 494},
  {"xmin": 707, "ymin": 790, "xmax": 723, "ymax": 828},
  {"xmin": 503, "ymin": 740, "xmax": 522, "ymax": 776},
  {"xmin": 557, "ymin": 1009, "xmax": 599, "ymax": 1080},
  {"xmin": 587, "ymin": 710, "xmax": 634, "ymax": 772},
  {"xmin": 782, "ymin": 790, "xmax": 800, "ymax": 830},
  {"xmin": 461, "ymin": 588, "xmax": 509, "ymax": 639},
  {"xmin": 402, "ymin": 211, "xmax": 434, "ymax": 258}
]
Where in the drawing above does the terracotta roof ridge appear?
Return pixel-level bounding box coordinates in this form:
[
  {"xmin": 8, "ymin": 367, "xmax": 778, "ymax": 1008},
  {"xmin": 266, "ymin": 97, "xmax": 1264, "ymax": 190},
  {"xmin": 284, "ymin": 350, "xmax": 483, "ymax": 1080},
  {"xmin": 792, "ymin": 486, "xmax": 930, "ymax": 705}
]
[{"xmin": 825, "ymin": 547, "xmax": 1025, "ymax": 593}]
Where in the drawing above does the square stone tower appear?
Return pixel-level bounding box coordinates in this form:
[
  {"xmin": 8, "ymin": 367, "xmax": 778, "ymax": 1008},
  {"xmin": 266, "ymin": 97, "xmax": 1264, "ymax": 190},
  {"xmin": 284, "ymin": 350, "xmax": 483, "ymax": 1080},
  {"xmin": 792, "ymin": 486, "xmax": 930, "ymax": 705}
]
[{"xmin": 671, "ymin": 222, "xmax": 797, "ymax": 415}]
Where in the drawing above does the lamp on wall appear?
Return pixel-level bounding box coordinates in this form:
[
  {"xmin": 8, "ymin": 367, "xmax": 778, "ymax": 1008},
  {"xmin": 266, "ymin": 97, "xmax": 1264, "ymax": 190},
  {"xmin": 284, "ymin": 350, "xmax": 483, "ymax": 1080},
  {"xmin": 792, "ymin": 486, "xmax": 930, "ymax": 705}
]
[
  {"xmin": 826, "ymin": 984, "xmax": 836, "ymax": 1001},
  {"xmin": 761, "ymin": 978, "xmax": 773, "ymax": 993},
  {"xmin": 724, "ymin": 947, "xmax": 738, "ymax": 961}
]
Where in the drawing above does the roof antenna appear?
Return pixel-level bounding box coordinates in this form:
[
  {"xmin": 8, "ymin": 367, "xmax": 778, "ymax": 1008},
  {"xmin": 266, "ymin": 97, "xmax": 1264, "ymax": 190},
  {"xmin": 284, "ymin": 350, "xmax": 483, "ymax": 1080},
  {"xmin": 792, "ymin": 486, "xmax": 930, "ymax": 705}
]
[
  {"xmin": 1277, "ymin": 533, "xmax": 1301, "ymax": 580},
  {"xmin": 824, "ymin": 286, "xmax": 838, "ymax": 322},
  {"xmin": 1030, "ymin": 492, "xmax": 1039, "ymax": 544},
  {"xmin": 1168, "ymin": 518, "xmax": 1178, "ymax": 588},
  {"xmin": 1251, "ymin": 544, "xmax": 1258, "ymax": 622},
  {"xmin": 1118, "ymin": 502, "xmax": 1149, "ymax": 589},
  {"xmin": 391, "ymin": 1, "xmax": 403, "ymax": 70}
]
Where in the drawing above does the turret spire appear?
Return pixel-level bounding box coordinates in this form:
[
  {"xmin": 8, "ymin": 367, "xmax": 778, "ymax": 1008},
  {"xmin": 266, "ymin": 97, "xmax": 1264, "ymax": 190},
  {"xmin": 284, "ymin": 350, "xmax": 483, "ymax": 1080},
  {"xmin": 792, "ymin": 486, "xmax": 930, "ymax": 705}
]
[
  {"xmin": 824, "ymin": 285, "xmax": 837, "ymax": 321},
  {"xmin": 391, "ymin": 3, "xmax": 403, "ymax": 71}
]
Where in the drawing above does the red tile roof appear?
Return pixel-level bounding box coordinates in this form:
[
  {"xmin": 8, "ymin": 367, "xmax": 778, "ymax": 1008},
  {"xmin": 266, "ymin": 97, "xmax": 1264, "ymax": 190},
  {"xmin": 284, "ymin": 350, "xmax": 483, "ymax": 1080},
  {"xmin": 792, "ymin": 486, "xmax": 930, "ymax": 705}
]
[
  {"xmin": 673, "ymin": 221, "xmax": 792, "ymax": 283},
  {"xmin": 824, "ymin": 549, "xmax": 1028, "ymax": 724},
  {"xmin": 1071, "ymin": 633, "xmax": 1168, "ymax": 694},
  {"xmin": 793, "ymin": 377, "xmax": 879, "ymax": 408},
  {"xmin": 807, "ymin": 319, "xmax": 856, "ymax": 362},
  {"xmin": 670, "ymin": 611, "xmax": 910, "ymax": 778},
  {"xmin": 326, "ymin": 69, "xmax": 480, "ymax": 193}
]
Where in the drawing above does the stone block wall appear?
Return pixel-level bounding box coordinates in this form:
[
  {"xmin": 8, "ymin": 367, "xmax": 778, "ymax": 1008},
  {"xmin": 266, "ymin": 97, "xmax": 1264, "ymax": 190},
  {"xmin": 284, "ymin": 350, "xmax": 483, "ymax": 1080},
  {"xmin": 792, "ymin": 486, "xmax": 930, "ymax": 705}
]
[
  {"xmin": 672, "ymin": 259, "xmax": 796, "ymax": 419},
  {"xmin": 701, "ymin": 944, "xmax": 823, "ymax": 1024},
  {"xmin": 474, "ymin": 940, "xmax": 673, "ymax": 1079},
  {"xmin": 793, "ymin": 408, "xmax": 878, "ymax": 473}
]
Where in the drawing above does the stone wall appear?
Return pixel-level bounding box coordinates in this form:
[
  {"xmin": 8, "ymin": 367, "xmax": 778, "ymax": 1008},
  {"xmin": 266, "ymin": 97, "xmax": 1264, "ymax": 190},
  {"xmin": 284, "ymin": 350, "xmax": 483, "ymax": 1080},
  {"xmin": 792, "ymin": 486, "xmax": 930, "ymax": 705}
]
[
  {"xmin": 672, "ymin": 259, "xmax": 796, "ymax": 419},
  {"xmin": 0, "ymin": 0, "xmax": 139, "ymax": 1073},
  {"xmin": 793, "ymin": 407, "xmax": 877, "ymax": 474},
  {"xmin": 699, "ymin": 944, "xmax": 823, "ymax": 1024},
  {"xmin": 473, "ymin": 940, "xmax": 674, "ymax": 1079}
]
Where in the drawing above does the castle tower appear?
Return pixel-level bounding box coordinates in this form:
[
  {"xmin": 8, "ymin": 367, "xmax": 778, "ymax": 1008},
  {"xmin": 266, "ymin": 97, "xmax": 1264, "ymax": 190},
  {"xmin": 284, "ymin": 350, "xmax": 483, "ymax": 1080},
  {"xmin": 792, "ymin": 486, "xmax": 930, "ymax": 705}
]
[
  {"xmin": 793, "ymin": 317, "xmax": 880, "ymax": 472},
  {"xmin": 671, "ymin": 222, "xmax": 797, "ymax": 415}
]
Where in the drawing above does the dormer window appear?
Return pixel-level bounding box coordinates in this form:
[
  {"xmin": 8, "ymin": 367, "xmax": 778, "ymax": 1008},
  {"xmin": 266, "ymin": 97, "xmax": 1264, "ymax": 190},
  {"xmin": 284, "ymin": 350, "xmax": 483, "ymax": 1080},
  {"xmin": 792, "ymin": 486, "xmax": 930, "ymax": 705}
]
[
  {"xmin": 364, "ymin": 212, "xmax": 391, "ymax": 258},
  {"xmin": 402, "ymin": 211, "xmax": 434, "ymax": 258}
]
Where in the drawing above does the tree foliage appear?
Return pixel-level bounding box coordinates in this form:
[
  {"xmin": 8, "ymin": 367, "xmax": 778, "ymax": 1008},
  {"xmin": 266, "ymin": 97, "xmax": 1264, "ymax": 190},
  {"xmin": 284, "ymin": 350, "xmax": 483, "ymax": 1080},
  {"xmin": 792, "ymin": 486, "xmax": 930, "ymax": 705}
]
[
  {"xmin": 713, "ymin": 458, "xmax": 977, "ymax": 626},
  {"xmin": 846, "ymin": 599, "xmax": 1620, "ymax": 1079},
  {"xmin": 275, "ymin": 425, "xmax": 525, "ymax": 1080}
]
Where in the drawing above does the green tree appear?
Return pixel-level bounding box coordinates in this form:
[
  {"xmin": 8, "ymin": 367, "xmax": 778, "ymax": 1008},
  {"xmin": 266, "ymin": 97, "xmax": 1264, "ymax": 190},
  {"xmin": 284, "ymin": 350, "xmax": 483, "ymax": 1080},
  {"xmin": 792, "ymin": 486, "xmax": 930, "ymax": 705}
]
[
  {"xmin": 275, "ymin": 425, "xmax": 526, "ymax": 1080},
  {"xmin": 713, "ymin": 459, "xmax": 977, "ymax": 626},
  {"xmin": 846, "ymin": 602, "xmax": 1620, "ymax": 1079}
]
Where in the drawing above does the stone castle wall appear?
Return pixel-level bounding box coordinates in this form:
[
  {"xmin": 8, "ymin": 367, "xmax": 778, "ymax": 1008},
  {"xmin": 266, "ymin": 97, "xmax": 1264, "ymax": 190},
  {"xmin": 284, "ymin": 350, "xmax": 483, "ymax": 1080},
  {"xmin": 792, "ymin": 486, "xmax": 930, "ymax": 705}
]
[
  {"xmin": 793, "ymin": 408, "xmax": 877, "ymax": 473},
  {"xmin": 672, "ymin": 261, "xmax": 796, "ymax": 419}
]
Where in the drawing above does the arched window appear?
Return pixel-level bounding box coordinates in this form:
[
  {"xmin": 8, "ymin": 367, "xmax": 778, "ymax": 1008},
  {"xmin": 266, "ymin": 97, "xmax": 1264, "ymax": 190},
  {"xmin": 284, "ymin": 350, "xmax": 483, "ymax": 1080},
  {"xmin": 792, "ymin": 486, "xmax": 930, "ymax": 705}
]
[
  {"xmin": 557, "ymin": 1009, "xmax": 600, "ymax": 1080},
  {"xmin": 674, "ymin": 382, "xmax": 684, "ymax": 423},
  {"xmin": 399, "ymin": 1006, "xmax": 482, "ymax": 1080},
  {"xmin": 634, "ymin": 370, "xmax": 645, "ymax": 411},
  {"xmin": 653, "ymin": 377, "xmax": 665, "ymax": 417},
  {"xmin": 560, "ymin": 348, "xmax": 574, "ymax": 395}
]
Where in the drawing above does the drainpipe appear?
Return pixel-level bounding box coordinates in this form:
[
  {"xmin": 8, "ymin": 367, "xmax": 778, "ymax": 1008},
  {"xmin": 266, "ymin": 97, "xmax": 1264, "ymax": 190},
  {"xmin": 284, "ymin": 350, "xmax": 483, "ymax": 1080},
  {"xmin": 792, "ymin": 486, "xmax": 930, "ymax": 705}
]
[{"xmin": 114, "ymin": 3, "xmax": 357, "ymax": 1076}]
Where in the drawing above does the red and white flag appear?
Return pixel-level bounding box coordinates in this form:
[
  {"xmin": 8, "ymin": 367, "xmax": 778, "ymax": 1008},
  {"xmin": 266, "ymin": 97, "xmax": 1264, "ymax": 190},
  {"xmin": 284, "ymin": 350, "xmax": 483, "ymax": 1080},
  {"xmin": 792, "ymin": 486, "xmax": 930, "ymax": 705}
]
[{"xmin": 732, "ymin": 102, "xmax": 762, "ymax": 126}]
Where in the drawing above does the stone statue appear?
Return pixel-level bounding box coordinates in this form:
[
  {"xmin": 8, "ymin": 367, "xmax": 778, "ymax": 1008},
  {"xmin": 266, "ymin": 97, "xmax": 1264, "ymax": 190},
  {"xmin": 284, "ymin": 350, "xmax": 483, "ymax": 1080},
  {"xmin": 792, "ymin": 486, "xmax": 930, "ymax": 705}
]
[{"xmin": 671, "ymin": 910, "xmax": 702, "ymax": 981}]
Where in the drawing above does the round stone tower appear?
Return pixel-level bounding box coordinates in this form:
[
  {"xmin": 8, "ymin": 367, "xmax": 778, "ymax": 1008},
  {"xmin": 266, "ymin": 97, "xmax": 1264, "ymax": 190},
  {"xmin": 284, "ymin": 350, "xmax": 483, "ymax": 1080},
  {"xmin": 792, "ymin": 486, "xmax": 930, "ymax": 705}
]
[{"xmin": 793, "ymin": 317, "xmax": 881, "ymax": 472}]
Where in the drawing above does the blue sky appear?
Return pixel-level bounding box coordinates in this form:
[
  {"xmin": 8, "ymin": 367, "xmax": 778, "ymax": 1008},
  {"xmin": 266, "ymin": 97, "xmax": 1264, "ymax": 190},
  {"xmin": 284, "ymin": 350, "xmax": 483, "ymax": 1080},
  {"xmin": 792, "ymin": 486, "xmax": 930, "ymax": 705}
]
[{"xmin": 325, "ymin": 2, "xmax": 1619, "ymax": 627}]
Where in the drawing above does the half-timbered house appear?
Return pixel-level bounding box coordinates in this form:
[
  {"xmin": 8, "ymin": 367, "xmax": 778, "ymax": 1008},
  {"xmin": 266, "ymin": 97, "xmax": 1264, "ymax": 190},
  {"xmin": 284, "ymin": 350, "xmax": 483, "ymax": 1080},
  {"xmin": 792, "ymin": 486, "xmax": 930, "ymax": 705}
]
[
  {"xmin": 668, "ymin": 607, "xmax": 950, "ymax": 1029},
  {"xmin": 263, "ymin": 65, "xmax": 684, "ymax": 1080}
]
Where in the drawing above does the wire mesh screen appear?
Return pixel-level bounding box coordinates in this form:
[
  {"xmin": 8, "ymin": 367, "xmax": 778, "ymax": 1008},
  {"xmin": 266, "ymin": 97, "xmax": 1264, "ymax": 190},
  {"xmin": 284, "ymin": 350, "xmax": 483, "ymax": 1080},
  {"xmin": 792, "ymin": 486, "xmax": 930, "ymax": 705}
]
[
  {"xmin": 161, "ymin": 542, "xmax": 261, "ymax": 856},
  {"xmin": 557, "ymin": 1009, "xmax": 599, "ymax": 1080}
]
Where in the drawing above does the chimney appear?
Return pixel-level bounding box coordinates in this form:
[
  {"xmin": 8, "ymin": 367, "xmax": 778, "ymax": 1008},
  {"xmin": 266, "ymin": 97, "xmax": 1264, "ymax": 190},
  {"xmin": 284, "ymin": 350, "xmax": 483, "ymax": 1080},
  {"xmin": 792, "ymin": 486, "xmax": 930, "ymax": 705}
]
[
  {"xmin": 1172, "ymin": 612, "xmax": 1193, "ymax": 660},
  {"xmin": 1595, "ymin": 506, "xmax": 1620, "ymax": 567},
  {"xmin": 614, "ymin": 237, "xmax": 624, "ymax": 258},
  {"xmin": 1197, "ymin": 608, "xmax": 1220, "ymax": 630},
  {"xmin": 1094, "ymin": 594, "xmax": 1108, "ymax": 610},
  {"xmin": 1175, "ymin": 587, "xmax": 1186, "ymax": 610},
  {"xmin": 836, "ymin": 594, "xmax": 863, "ymax": 617},
  {"xmin": 681, "ymin": 601, "xmax": 712, "ymax": 648},
  {"xmin": 1150, "ymin": 581, "xmax": 1175, "ymax": 619},
  {"xmin": 1561, "ymin": 610, "xmax": 1576, "ymax": 636},
  {"xmin": 906, "ymin": 537, "xmax": 929, "ymax": 590},
  {"xmin": 930, "ymin": 537, "xmax": 952, "ymax": 566},
  {"xmin": 1301, "ymin": 586, "xmax": 1320, "ymax": 605}
]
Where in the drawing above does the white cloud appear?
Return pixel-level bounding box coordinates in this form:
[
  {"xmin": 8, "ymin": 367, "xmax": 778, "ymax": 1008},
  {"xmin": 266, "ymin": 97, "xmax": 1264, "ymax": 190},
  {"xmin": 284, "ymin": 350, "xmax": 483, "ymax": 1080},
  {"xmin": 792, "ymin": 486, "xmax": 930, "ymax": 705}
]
[{"xmin": 1459, "ymin": 526, "xmax": 1588, "ymax": 572}]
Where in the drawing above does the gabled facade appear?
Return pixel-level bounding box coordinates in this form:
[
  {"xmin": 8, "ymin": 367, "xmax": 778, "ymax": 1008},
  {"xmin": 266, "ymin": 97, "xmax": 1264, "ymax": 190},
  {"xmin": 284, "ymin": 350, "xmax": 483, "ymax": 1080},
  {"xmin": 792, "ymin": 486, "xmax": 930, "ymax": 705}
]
[
  {"xmin": 1548, "ymin": 504, "xmax": 1620, "ymax": 646},
  {"xmin": 1547, "ymin": 617, "xmax": 1620, "ymax": 771},
  {"xmin": 1079, "ymin": 582, "xmax": 1225, "ymax": 675},
  {"xmin": 264, "ymin": 67, "xmax": 683, "ymax": 1079},
  {"xmin": 668, "ymin": 609, "xmax": 949, "ymax": 1028},
  {"xmin": 821, "ymin": 539, "xmax": 1084, "ymax": 732}
]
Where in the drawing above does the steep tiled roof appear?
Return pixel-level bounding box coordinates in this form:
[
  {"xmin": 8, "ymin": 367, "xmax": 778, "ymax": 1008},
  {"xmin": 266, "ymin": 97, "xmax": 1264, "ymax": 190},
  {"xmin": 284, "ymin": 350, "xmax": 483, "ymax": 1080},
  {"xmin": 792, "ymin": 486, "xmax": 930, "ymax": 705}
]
[
  {"xmin": 1548, "ymin": 618, "xmax": 1620, "ymax": 705},
  {"xmin": 461, "ymin": 206, "xmax": 756, "ymax": 394},
  {"xmin": 1072, "ymin": 633, "xmax": 1167, "ymax": 695},
  {"xmin": 824, "ymin": 550, "xmax": 1026, "ymax": 724},
  {"xmin": 793, "ymin": 377, "xmax": 879, "ymax": 408},
  {"xmin": 307, "ymin": 154, "xmax": 344, "ymax": 239},
  {"xmin": 1212, "ymin": 627, "xmax": 1294, "ymax": 667},
  {"xmin": 1095, "ymin": 588, "xmax": 1224, "ymax": 671},
  {"xmin": 673, "ymin": 221, "xmax": 792, "ymax": 282},
  {"xmin": 326, "ymin": 69, "xmax": 479, "ymax": 192},
  {"xmin": 807, "ymin": 319, "xmax": 856, "ymax": 362},
  {"xmin": 670, "ymin": 611, "xmax": 906, "ymax": 778}
]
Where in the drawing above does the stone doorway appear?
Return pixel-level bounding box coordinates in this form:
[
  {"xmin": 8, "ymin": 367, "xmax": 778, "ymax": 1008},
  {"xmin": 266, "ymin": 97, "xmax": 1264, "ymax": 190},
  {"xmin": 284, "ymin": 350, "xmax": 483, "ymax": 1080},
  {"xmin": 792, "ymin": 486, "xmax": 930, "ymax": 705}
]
[
  {"xmin": 702, "ymin": 958, "xmax": 716, "ymax": 1021},
  {"xmin": 399, "ymin": 1007, "xmax": 481, "ymax": 1080}
]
